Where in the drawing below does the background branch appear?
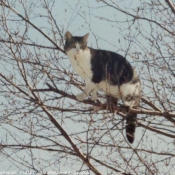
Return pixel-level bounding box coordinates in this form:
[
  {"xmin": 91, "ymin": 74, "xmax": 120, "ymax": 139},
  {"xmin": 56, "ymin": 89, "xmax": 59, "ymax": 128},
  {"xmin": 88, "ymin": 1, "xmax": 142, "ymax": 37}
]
[{"xmin": 165, "ymin": 0, "xmax": 175, "ymax": 14}]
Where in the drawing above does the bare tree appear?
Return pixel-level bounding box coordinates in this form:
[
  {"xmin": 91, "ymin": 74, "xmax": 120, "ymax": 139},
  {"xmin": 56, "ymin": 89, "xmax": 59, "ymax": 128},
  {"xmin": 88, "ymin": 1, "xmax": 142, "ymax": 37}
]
[{"xmin": 0, "ymin": 0, "xmax": 175, "ymax": 174}]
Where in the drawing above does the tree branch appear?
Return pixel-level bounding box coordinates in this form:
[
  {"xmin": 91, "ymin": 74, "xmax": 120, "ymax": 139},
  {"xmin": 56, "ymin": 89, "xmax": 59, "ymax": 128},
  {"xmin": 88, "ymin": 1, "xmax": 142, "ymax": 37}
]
[
  {"xmin": 137, "ymin": 121, "xmax": 175, "ymax": 138},
  {"xmin": 33, "ymin": 84, "xmax": 175, "ymax": 120},
  {"xmin": 1, "ymin": 1, "xmax": 66, "ymax": 54},
  {"xmin": 0, "ymin": 39, "xmax": 57, "ymax": 50},
  {"xmin": 40, "ymin": 105, "xmax": 102, "ymax": 175},
  {"xmin": 0, "ymin": 143, "xmax": 132, "ymax": 175},
  {"xmin": 101, "ymin": 0, "xmax": 175, "ymax": 36},
  {"xmin": 165, "ymin": 0, "xmax": 175, "ymax": 14}
]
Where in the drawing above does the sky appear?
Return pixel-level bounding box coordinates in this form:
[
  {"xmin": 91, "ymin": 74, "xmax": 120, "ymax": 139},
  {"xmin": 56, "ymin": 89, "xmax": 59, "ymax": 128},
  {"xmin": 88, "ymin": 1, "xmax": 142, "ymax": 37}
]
[{"xmin": 0, "ymin": 0, "xmax": 175, "ymax": 174}]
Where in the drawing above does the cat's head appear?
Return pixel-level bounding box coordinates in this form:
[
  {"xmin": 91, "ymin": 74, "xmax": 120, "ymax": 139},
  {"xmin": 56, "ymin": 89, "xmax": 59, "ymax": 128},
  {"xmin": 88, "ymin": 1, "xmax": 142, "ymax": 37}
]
[{"xmin": 64, "ymin": 31, "xmax": 89, "ymax": 55}]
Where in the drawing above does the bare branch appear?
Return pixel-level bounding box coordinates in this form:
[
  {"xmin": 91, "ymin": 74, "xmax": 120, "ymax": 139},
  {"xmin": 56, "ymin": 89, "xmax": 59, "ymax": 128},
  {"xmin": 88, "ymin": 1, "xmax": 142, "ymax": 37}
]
[
  {"xmin": 0, "ymin": 0, "xmax": 175, "ymax": 174},
  {"xmin": 0, "ymin": 39, "xmax": 57, "ymax": 50},
  {"xmin": 40, "ymin": 105, "xmax": 102, "ymax": 175},
  {"xmin": 165, "ymin": 0, "xmax": 175, "ymax": 14},
  {"xmin": 1, "ymin": 1, "xmax": 66, "ymax": 54}
]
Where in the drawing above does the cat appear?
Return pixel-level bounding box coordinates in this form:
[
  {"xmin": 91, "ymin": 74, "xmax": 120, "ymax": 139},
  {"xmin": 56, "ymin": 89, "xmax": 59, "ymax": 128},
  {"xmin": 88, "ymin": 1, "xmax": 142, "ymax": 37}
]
[{"xmin": 64, "ymin": 31, "xmax": 141, "ymax": 143}]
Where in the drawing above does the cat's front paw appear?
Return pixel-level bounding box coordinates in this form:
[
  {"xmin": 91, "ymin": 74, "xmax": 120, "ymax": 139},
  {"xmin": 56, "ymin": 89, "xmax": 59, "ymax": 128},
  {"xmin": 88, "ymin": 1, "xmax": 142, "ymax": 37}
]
[
  {"xmin": 76, "ymin": 93, "xmax": 86, "ymax": 101},
  {"xmin": 91, "ymin": 89, "xmax": 98, "ymax": 101},
  {"xmin": 91, "ymin": 94, "xmax": 97, "ymax": 101},
  {"xmin": 93, "ymin": 106, "xmax": 101, "ymax": 112}
]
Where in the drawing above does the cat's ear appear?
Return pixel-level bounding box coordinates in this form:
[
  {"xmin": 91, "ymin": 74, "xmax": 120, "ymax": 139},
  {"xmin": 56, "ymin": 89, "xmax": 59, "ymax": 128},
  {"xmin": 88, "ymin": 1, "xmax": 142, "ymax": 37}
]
[
  {"xmin": 65, "ymin": 31, "xmax": 72, "ymax": 40},
  {"xmin": 83, "ymin": 33, "xmax": 89, "ymax": 42}
]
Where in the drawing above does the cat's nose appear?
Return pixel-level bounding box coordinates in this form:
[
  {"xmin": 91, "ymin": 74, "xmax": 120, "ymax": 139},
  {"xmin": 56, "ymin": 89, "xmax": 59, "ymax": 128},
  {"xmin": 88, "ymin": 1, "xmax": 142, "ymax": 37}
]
[{"xmin": 76, "ymin": 49, "xmax": 80, "ymax": 54}]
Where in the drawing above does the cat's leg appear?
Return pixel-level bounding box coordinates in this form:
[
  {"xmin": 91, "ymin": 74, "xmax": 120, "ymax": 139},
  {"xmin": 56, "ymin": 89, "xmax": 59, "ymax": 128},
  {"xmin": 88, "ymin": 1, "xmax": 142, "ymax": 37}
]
[
  {"xmin": 91, "ymin": 86, "xmax": 98, "ymax": 101},
  {"xmin": 76, "ymin": 82, "xmax": 96, "ymax": 101},
  {"xmin": 91, "ymin": 87, "xmax": 101, "ymax": 111},
  {"xmin": 93, "ymin": 105, "xmax": 101, "ymax": 112}
]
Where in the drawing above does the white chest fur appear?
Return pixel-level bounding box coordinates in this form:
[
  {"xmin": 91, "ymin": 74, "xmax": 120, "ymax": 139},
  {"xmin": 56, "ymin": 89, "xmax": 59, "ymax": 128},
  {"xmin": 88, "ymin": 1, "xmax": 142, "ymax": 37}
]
[{"xmin": 66, "ymin": 48, "xmax": 92, "ymax": 82}]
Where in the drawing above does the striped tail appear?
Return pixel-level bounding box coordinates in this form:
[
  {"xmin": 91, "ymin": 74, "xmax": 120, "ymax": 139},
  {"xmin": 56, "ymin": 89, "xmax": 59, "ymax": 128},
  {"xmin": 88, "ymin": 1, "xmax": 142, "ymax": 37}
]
[{"xmin": 126, "ymin": 113, "xmax": 137, "ymax": 144}]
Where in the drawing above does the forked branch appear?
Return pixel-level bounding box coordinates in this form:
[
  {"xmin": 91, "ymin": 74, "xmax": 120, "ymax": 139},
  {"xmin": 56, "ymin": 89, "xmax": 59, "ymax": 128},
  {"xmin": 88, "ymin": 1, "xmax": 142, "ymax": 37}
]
[{"xmin": 1, "ymin": 1, "xmax": 66, "ymax": 54}]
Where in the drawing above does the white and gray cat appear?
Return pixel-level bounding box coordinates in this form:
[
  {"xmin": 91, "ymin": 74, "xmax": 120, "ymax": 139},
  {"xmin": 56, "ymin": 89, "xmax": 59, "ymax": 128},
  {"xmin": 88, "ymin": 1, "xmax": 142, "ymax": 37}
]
[{"xmin": 64, "ymin": 31, "xmax": 141, "ymax": 143}]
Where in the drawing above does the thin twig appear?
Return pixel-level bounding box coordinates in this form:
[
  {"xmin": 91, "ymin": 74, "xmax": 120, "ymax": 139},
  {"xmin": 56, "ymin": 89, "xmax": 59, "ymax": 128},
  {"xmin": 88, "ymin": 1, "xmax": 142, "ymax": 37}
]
[
  {"xmin": 0, "ymin": 39, "xmax": 57, "ymax": 50},
  {"xmin": 165, "ymin": 0, "xmax": 175, "ymax": 14},
  {"xmin": 1, "ymin": 1, "xmax": 66, "ymax": 54}
]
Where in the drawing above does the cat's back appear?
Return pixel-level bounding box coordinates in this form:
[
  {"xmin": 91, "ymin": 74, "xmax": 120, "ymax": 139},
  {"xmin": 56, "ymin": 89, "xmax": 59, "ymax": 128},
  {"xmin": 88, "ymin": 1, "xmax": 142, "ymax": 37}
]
[
  {"xmin": 89, "ymin": 47, "xmax": 134, "ymax": 85},
  {"xmin": 89, "ymin": 47, "xmax": 129, "ymax": 64}
]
